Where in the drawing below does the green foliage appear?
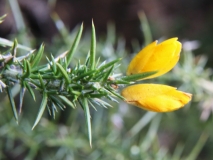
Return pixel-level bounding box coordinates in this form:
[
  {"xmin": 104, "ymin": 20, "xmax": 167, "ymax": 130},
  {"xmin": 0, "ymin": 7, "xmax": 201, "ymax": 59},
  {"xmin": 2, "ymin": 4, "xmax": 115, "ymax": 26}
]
[{"xmin": 0, "ymin": 19, "xmax": 157, "ymax": 147}]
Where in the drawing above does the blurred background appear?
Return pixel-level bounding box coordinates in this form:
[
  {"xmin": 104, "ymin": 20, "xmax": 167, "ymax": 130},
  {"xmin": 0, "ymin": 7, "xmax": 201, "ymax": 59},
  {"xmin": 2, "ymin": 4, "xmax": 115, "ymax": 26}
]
[
  {"xmin": 1, "ymin": 0, "xmax": 213, "ymax": 57},
  {"xmin": 0, "ymin": 0, "xmax": 213, "ymax": 159}
]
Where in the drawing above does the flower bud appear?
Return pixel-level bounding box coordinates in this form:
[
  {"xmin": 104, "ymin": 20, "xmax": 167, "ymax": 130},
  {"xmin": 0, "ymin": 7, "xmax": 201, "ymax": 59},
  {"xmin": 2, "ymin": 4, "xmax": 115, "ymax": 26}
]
[
  {"xmin": 127, "ymin": 38, "xmax": 181, "ymax": 79},
  {"xmin": 121, "ymin": 84, "xmax": 192, "ymax": 112}
]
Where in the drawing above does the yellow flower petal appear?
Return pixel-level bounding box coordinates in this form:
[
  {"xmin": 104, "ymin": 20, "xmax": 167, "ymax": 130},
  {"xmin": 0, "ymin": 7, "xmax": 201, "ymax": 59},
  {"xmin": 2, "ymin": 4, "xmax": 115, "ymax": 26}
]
[
  {"xmin": 127, "ymin": 41, "xmax": 157, "ymax": 76},
  {"xmin": 121, "ymin": 84, "xmax": 192, "ymax": 112},
  {"xmin": 127, "ymin": 38, "xmax": 182, "ymax": 79}
]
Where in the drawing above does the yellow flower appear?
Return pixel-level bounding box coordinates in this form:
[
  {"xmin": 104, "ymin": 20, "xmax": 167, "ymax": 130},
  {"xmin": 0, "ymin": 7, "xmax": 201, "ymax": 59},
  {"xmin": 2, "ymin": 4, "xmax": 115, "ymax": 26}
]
[
  {"xmin": 122, "ymin": 38, "xmax": 192, "ymax": 112},
  {"xmin": 127, "ymin": 38, "xmax": 181, "ymax": 79},
  {"xmin": 121, "ymin": 84, "xmax": 192, "ymax": 112}
]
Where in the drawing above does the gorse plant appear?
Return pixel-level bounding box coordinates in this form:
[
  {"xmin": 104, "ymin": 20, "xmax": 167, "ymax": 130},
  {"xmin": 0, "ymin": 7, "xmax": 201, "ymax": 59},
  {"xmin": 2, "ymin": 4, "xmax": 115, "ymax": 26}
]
[{"xmin": 0, "ymin": 15, "xmax": 192, "ymax": 146}]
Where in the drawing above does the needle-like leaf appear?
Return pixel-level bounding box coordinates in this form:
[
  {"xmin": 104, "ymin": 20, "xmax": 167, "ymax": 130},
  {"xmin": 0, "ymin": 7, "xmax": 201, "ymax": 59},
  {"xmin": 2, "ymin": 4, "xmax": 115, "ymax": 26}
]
[
  {"xmin": 31, "ymin": 44, "xmax": 44, "ymax": 68},
  {"xmin": 22, "ymin": 60, "xmax": 31, "ymax": 78},
  {"xmin": 11, "ymin": 39, "xmax": 18, "ymax": 58},
  {"xmin": 32, "ymin": 92, "xmax": 48, "ymax": 129},
  {"xmin": 120, "ymin": 71, "xmax": 157, "ymax": 82},
  {"xmin": 67, "ymin": 23, "xmax": 83, "ymax": 65},
  {"xmin": 6, "ymin": 84, "xmax": 18, "ymax": 123},
  {"xmin": 56, "ymin": 63, "xmax": 70, "ymax": 84},
  {"xmin": 25, "ymin": 82, "xmax": 36, "ymax": 101},
  {"xmin": 82, "ymin": 98, "xmax": 92, "ymax": 147},
  {"xmin": 58, "ymin": 95, "xmax": 76, "ymax": 109},
  {"xmin": 19, "ymin": 87, "xmax": 26, "ymax": 114},
  {"xmin": 90, "ymin": 20, "xmax": 96, "ymax": 70},
  {"xmin": 98, "ymin": 58, "xmax": 121, "ymax": 72}
]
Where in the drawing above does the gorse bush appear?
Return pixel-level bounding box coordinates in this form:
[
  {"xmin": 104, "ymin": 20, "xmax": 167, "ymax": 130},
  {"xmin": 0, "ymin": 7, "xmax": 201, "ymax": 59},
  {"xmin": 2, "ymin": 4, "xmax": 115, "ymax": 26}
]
[{"xmin": 0, "ymin": 9, "xmax": 212, "ymax": 160}]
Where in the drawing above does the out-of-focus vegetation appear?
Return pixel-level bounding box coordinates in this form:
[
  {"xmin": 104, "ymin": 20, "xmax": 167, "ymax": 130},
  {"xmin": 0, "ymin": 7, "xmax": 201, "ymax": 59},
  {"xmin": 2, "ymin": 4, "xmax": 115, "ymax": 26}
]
[{"xmin": 1, "ymin": 1, "xmax": 213, "ymax": 160}]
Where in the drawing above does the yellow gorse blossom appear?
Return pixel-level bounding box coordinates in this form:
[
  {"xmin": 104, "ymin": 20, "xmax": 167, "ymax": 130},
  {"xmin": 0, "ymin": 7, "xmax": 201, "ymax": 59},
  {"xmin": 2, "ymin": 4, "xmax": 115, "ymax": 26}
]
[
  {"xmin": 122, "ymin": 84, "xmax": 191, "ymax": 112},
  {"xmin": 127, "ymin": 38, "xmax": 181, "ymax": 79},
  {"xmin": 122, "ymin": 38, "xmax": 192, "ymax": 112}
]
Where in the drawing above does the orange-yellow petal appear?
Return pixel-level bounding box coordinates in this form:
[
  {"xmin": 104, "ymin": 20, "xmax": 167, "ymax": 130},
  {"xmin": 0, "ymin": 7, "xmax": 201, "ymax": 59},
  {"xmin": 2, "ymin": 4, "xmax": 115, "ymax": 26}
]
[
  {"xmin": 121, "ymin": 84, "xmax": 192, "ymax": 112},
  {"xmin": 127, "ymin": 38, "xmax": 182, "ymax": 79}
]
